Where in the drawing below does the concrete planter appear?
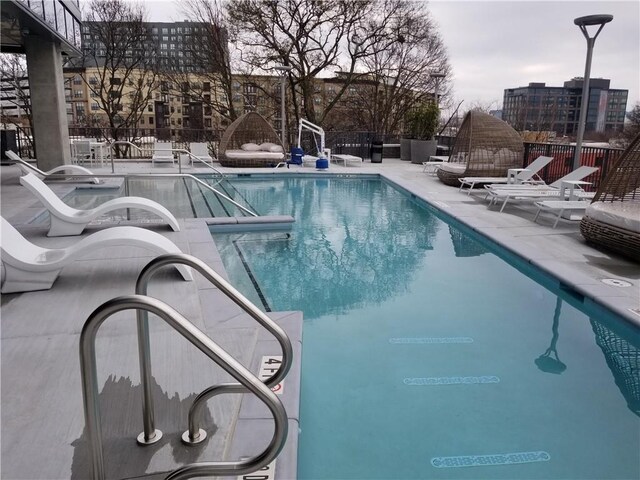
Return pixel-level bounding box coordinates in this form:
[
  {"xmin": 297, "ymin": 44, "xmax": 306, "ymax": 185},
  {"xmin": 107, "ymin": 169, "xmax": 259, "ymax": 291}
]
[
  {"xmin": 400, "ymin": 138, "xmax": 412, "ymax": 161},
  {"xmin": 410, "ymin": 139, "xmax": 437, "ymax": 164}
]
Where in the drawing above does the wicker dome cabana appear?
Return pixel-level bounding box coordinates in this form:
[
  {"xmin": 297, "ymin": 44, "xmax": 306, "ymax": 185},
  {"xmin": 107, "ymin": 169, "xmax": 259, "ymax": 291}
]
[
  {"xmin": 437, "ymin": 111, "xmax": 524, "ymax": 186},
  {"xmin": 218, "ymin": 112, "xmax": 285, "ymax": 167},
  {"xmin": 580, "ymin": 132, "xmax": 640, "ymax": 261}
]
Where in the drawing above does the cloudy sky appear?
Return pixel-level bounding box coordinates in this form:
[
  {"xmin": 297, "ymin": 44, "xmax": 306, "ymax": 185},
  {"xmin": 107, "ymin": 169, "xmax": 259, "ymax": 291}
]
[{"xmin": 140, "ymin": 0, "xmax": 639, "ymax": 111}]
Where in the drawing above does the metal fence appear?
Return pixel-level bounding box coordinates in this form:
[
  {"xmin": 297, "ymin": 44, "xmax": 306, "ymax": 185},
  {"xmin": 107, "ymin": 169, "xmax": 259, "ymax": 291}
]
[
  {"xmin": 523, "ymin": 142, "xmax": 623, "ymax": 191},
  {"xmin": 9, "ymin": 126, "xmax": 624, "ymax": 189}
]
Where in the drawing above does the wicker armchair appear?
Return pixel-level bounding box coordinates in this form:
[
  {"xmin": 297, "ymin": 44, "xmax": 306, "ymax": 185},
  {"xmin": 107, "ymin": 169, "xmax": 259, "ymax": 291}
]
[
  {"xmin": 580, "ymin": 132, "xmax": 640, "ymax": 262},
  {"xmin": 218, "ymin": 112, "xmax": 285, "ymax": 167},
  {"xmin": 437, "ymin": 111, "xmax": 524, "ymax": 186}
]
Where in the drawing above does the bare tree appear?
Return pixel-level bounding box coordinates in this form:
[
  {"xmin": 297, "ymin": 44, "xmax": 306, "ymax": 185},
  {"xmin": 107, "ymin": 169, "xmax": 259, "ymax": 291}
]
[
  {"xmin": 0, "ymin": 54, "xmax": 35, "ymax": 151},
  {"xmin": 325, "ymin": 0, "xmax": 450, "ymax": 135},
  {"xmin": 227, "ymin": 0, "xmax": 375, "ymax": 126},
  {"xmin": 172, "ymin": 0, "xmax": 239, "ymax": 125},
  {"xmin": 79, "ymin": 0, "xmax": 159, "ymax": 155}
]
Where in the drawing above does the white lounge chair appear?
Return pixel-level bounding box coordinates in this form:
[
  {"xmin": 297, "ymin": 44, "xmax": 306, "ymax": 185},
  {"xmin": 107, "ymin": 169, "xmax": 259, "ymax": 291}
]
[
  {"xmin": 152, "ymin": 142, "xmax": 175, "ymax": 167},
  {"xmin": 486, "ymin": 166, "xmax": 599, "ymax": 212},
  {"xmin": 189, "ymin": 142, "xmax": 214, "ymax": 165},
  {"xmin": 458, "ymin": 155, "xmax": 553, "ymax": 194},
  {"xmin": 0, "ymin": 216, "xmax": 192, "ymax": 293},
  {"xmin": 19, "ymin": 172, "xmax": 180, "ymax": 236},
  {"xmin": 6, "ymin": 150, "xmax": 100, "ymax": 184}
]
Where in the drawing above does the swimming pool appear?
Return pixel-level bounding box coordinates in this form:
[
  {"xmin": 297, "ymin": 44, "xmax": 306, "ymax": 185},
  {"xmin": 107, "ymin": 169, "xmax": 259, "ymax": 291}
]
[{"xmin": 211, "ymin": 176, "xmax": 639, "ymax": 479}]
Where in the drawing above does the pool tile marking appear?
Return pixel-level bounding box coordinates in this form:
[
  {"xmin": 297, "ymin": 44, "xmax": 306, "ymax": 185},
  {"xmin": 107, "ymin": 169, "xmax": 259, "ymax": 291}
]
[
  {"xmin": 237, "ymin": 459, "xmax": 276, "ymax": 479},
  {"xmin": 259, "ymin": 355, "xmax": 284, "ymax": 395},
  {"xmin": 404, "ymin": 376, "xmax": 500, "ymax": 386},
  {"xmin": 389, "ymin": 337, "xmax": 474, "ymax": 344},
  {"xmin": 431, "ymin": 451, "xmax": 550, "ymax": 468}
]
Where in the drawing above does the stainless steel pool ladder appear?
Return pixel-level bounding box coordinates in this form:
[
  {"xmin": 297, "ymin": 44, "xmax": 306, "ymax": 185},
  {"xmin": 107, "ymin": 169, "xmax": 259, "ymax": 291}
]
[
  {"xmin": 134, "ymin": 254, "xmax": 293, "ymax": 446},
  {"xmin": 80, "ymin": 253, "xmax": 293, "ymax": 480}
]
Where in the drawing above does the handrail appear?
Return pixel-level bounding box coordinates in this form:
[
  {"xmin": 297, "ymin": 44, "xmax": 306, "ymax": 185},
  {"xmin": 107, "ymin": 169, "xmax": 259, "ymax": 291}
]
[
  {"xmin": 109, "ymin": 141, "xmax": 144, "ymax": 174},
  {"xmin": 79, "ymin": 294, "xmax": 287, "ymax": 480},
  {"xmin": 108, "ymin": 141, "xmax": 226, "ymax": 181},
  {"xmin": 134, "ymin": 253, "xmax": 293, "ymax": 445},
  {"xmin": 29, "ymin": 171, "xmax": 258, "ymax": 217}
]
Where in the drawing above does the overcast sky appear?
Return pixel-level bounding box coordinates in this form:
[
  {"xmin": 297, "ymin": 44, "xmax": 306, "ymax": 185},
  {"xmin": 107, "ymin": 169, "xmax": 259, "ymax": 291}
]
[{"xmin": 140, "ymin": 0, "xmax": 640, "ymax": 111}]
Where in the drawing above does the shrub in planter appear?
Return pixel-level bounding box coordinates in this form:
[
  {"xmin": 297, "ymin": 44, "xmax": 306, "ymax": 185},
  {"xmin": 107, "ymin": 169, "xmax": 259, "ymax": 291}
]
[{"xmin": 407, "ymin": 102, "xmax": 439, "ymax": 164}]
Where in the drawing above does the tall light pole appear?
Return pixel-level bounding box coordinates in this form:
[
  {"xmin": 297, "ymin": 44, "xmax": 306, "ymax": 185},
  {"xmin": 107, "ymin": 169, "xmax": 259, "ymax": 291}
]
[
  {"xmin": 430, "ymin": 72, "xmax": 445, "ymax": 110},
  {"xmin": 273, "ymin": 65, "xmax": 292, "ymax": 149},
  {"xmin": 572, "ymin": 14, "xmax": 613, "ymax": 170}
]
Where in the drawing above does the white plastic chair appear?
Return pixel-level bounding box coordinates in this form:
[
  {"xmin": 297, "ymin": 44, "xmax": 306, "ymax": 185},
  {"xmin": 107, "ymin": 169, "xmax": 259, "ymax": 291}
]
[
  {"xmin": 73, "ymin": 140, "xmax": 94, "ymax": 166},
  {"xmin": 152, "ymin": 142, "xmax": 175, "ymax": 167},
  {"xmin": 19, "ymin": 172, "xmax": 180, "ymax": 236},
  {"xmin": 189, "ymin": 142, "xmax": 213, "ymax": 165},
  {"xmin": 458, "ymin": 156, "xmax": 554, "ymax": 193},
  {"xmin": 6, "ymin": 150, "xmax": 100, "ymax": 184},
  {"xmin": 0, "ymin": 216, "xmax": 192, "ymax": 293}
]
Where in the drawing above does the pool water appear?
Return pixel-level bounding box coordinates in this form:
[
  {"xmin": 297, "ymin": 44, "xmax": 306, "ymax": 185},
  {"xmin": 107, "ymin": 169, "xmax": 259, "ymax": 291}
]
[{"xmin": 211, "ymin": 176, "xmax": 640, "ymax": 480}]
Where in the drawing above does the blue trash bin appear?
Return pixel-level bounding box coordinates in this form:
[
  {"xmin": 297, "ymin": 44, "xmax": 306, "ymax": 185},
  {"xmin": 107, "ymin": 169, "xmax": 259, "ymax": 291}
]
[
  {"xmin": 316, "ymin": 156, "xmax": 329, "ymax": 170},
  {"xmin": 290, "ymin": 147, "xmax": 304, "ymax": 165}
]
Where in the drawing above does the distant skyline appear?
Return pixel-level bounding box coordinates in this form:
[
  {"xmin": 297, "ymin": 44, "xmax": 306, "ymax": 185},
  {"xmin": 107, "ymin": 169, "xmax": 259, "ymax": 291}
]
[{"xmin": 133, "ymin": 0, "xmax": 639, "ymax": 113}]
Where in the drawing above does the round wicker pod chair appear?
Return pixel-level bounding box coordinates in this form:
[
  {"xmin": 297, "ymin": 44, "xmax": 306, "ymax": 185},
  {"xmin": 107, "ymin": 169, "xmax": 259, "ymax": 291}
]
[
  {"xmin": 580, "ymin": 132, "xmax": 640, "ymax": 262},
  {"xmin": 437, "ymin": 111, "xmax": 524, "ymax": 186},
  {"xmin": 219, "ymin": 111, "xmax": 285, "ymax": 167}
]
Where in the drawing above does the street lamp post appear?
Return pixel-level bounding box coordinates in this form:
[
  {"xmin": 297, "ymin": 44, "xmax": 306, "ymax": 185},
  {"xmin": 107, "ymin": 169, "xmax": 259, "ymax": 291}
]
[
  {"xmin": 572, "ymin": 14, "xmax": 613, "ymax": 170},
  {"xmin": 273, "ymin": 65, "xmax": 293, "ymax": 150},
  {"xmin": 430, "ymin": 72, "xmax": 445, "ymax": 110}
]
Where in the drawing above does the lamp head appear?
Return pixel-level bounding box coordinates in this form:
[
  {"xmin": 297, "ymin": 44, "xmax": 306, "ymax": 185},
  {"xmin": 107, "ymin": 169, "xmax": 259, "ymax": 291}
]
[{"xmin": 574, "ymin": 14, "xmax": 613, "ymax": 27}]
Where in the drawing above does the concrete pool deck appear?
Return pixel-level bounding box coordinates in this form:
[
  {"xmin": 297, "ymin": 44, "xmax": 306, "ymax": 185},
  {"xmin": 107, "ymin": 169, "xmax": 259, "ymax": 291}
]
[{"xmin": 1, "ymin": 157, "xmax": 639, "ymax": 479}]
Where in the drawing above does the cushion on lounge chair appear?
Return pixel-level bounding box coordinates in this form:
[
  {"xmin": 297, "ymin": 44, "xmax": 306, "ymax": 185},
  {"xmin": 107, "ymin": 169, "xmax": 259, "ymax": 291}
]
[
  {"xmin": 585, "ymin": 202, "xmax": 640, "ymax": 233},
  {"xmin": 225, "ymin": 150, "xmax": 285, "ymax": 160},
  {"xmin": 241, "ymin": 143, "xmax": 261, "ymax": 151},
  {"xmin": 438, "ymin": 163, "xmax": 466, "ymax": 174}
]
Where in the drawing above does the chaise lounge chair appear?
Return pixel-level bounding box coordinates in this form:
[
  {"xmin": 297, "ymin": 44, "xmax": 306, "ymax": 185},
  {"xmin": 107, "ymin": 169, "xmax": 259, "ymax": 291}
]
[
  {"xmin": 6, "ymin": 150, "xmax": 100, "ymax": 184},
  {"xmin": 19, "ymin": 172, "xmax": 180, "ymax": 237},
  {"xmin": 485, "ymin": 166, "xmax": 599, "ymax": 212},
  {"xmin": 0, "ymin": 216, "xmax": 193, "ymax": 293},
  {"xmin": 458, "ymin": 155, "xmax": 553, "ymax": 194},
  {"xmin": 189, "ymin": 142, "xmax": 214, "ymax": 165},
  {"xmin": 152, "ymin": 142, "xmax": 175, "ymax": 167}
]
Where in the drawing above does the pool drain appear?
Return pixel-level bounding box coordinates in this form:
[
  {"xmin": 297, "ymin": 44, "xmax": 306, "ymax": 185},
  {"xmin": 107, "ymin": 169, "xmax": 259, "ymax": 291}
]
[{"xmin": 600, "ymin": 278, "xmax": 633, "ymax": 288}]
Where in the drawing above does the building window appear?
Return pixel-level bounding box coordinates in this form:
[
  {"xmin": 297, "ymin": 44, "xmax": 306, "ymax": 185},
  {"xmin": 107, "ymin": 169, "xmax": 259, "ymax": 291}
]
[
  {"xmin": 148, "ymin": 105, "xmax": 153, "ymax": 112},
  {"xmin": 205, "ymin": 118, "xmax": 212, "ymax": 128},
  {"xmin": 110, "ymin": 77, "xmax": 121, "ymax": 85},
  {"xmin": 140, "ymin": 117, "xmax": 145, "ymax": 124},
  {"xmin": 149, "ymin": 116, "xmax": 154, "ymax": 124},
  {"xmin": 91, "ymin": 103, "xmax": 99, "ymax": 111}
]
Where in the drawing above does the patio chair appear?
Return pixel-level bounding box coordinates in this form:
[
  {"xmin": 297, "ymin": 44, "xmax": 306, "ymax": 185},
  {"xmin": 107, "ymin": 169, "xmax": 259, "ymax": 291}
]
[
  {"xmin": 152, "ymin": 141, "xmax": 175, "ymax": 167},
  {"xmin": 73, "ymin": 140, "xmax": 94, "ymax": 166},
  {"xmin": 580, "ymin": 132, "xmax": 640, "ymax": 261},
  {"xmin": 19, "ymin": 172, "xmax": 180, "ymax": 236},
  {"xmin": 485, "ymin": 166, "xmax": 598, "ymax": 212},
  {"xmin": 0, "ymin": 216, "xmax": 192, "ymax": 293},
  {"xmin": 6, "ymin": 150, "xmax": 100, "ymax": 184},
  {"xmin": 189, "ymin": 142, "xmax": 214, "ymax": 165},
  {"xmin": 458, "ymin": 155, "xmax": 553, "ymax": 194}
]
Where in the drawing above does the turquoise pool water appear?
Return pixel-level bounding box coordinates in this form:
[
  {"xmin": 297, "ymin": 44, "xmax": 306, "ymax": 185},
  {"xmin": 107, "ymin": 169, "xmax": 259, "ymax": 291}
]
[{"xmin": 211, "ymin": 176, "xmax": 640, "ymax": 480}]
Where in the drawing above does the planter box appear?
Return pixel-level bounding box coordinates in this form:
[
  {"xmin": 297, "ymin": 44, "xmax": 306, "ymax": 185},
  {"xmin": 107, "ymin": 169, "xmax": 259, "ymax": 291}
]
[
  {"xmin": 410, "ymin": 139, "xmax": 437, "ymax": 164},
  {"xmin": 400, "ymin": 138, "xmax": 412, "ymax": 161}
]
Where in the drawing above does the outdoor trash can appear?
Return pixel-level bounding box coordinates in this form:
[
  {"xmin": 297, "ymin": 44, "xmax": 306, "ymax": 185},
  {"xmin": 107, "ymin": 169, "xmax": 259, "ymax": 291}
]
[
  {"xmin": 370, "ymin": 140, "xmax": 383, "ymax": 163},
  {"xmin": 290, "ymin": 146, "xmax": 304, "ymax": 165}
]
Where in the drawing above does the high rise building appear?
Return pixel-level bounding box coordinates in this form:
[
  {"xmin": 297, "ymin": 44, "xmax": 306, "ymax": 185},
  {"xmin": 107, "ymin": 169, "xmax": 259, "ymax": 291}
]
[{"xmin": 502, "ymin": 78, "xmax": 628, "ymax": 137}]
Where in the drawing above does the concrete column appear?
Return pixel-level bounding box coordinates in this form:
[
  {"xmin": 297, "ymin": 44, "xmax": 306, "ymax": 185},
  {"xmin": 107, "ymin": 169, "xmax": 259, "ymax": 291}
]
[{"xmin": 24, "ymin": 36, "xmax": 71, "ymax": 170}]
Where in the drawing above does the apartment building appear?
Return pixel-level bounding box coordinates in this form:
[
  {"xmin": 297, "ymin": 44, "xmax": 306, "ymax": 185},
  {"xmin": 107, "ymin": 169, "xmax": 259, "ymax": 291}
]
[{"xmin": 502, "ymin": 78, "xmax": 628, "ymax": 136}]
